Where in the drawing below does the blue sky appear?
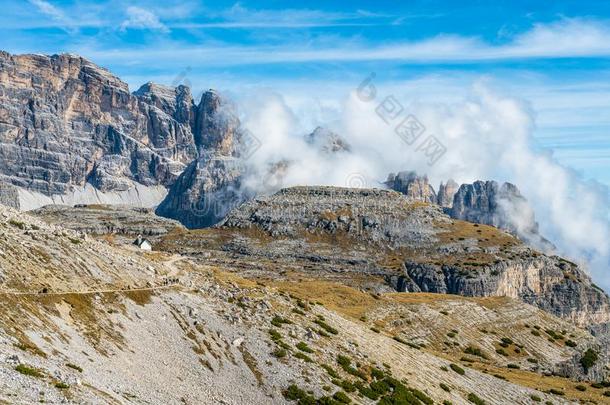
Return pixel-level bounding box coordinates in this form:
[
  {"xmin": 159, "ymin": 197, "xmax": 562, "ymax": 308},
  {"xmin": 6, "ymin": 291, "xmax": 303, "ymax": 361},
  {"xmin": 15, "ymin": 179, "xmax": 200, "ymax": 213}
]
[{"xmin": 1, "ymin": 0, "xmax": 609, "ymax": 191}]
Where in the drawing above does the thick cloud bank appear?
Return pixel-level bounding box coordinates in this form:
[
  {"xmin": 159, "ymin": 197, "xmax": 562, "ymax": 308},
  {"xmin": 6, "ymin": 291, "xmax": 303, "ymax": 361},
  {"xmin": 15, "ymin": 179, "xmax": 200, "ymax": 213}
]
[{"xmin": 234, "ymin": 82, "xmax": 610, "ymax": 289}]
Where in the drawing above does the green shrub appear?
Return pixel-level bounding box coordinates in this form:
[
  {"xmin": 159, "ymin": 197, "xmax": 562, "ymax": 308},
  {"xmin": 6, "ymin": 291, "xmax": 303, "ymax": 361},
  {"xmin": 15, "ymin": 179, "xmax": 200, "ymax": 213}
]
[
  {"xmin": 294, "ymin": 352, "xmax": 313, "ymax": 363},
  {"xmin": 370, "ymin": 367, "xmax": 385, "ymax": 380},
  {"xmin": 317, "ymin": 329, "xmax": 331, "ymax": 337},
  {"xmin": 501, "ymin": 337, "xmax": 513, "ymax": 345},
  {"xmin": 411, "ymin": 388, "xmax": 433, "ymax": 404},
  {"xmin": 336, "ymin": 355, "xmax": 367, "ymax": 380},
  {"xmin": 271, "ymin": 315, "xmax": 292, "ymax": 327},
  {"xmin": 283, "ymin": 384, "xmax": 315, "ymax": 403},
  {"xmin": 440, "ymin": 383, "xmax": 451, "ymax": 392},
  {"xmin": 464, "ymin": 346, "xmax": 487, "ymax": 359},
  {"xmin": 565, "ymin": 340, "xmax": 577, "ymax": 348},
  {"xmin": 440, "ymin": 310, "xmax": 449, "ymax": 315},
  {"xmin": 296, "ymin": 342, "xmax": 314, "ymax": 353},
  {"xmin": 370, "ymin": 327, "xmax": 380, "ymax": 333},
  {"xmin": 604, "ymin": 391, "xmax": 610, "ymax": 397},
  {"xmin": 449, "ymin": 364, "xmax": 465, "ymax": 375},
  {"xmin": 54, "ymin": 382, "xmax": 69, "ymax": 389},
  {"xmin": 273, "ymin": 348, "xmax": 288, "ymax": 358},
  {"xmin": 333, "ymin": 391, "xmax": 351, "ymax": 404},
  {"xmin": 575, "ymin": 385, "xmax": 586, "ymax": 391},
  {"xmin": 358, "ymin": 387, "xmax": 379, "ymax": 400},
  {"xmin": 496, "ymin": 348, "xmax": 508, "ymax": 356},
  {"xmin": 531, "ymin": 330, "xmax": 541, "ymax": 337},
  {"xmin": 580, "ymin": 348, "xmax": 598, "ymax": 371},
  {"xmin": 314, "ymin": 319, "xmax": 338, "ymax": 335},
  {"xmin": 269, "ymin": 329, "xmax": 282, "ymax": 341},
  {"xmin": 530, "ymin": 394, "xmax": 541, "ymax": 402},
  {"xmin": 507, "ymin": 364, "xmax": 520, "ymax": 369},
  {"xmin": 9, "ymin": 219, "xmax": 25, "ymax": 230},
  {"xmin": 322, "ymin": 364, "xmax": 340, "ymax": 379},
  {"xmin": 65, "ymin": 363, "xmax": 83, "ymax": 372},
  {"xmin": 467, "ymin": 393, "xmax": 485, "ymax": 405},
  {"xmin": 370, "ymin": 380, "xmax": 390, "ymax": 395},
  {"xmin": 292, "ymin": 308, "xmax": 306, "ymax": 315},
  {"xmin": 526, "ymin": 358, "xmax": 538, "ymax": 363},
  {"xmin": 15, "ymin": 364, "xmax": 43, "ymax": 378},
  {"xmin": 547, "ymin": 388, "xmax": 564, "ymax": 396},
  {"xmin": 446, "ymin": 332, "xmax": 457, "ymax": 338}
]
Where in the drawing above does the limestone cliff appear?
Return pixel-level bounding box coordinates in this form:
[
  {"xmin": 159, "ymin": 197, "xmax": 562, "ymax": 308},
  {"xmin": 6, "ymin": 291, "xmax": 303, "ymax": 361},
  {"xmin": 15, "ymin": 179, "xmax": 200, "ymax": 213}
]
[{"xmin": 0, "ymin": 51, "xmax": 238, "ymax": 209}]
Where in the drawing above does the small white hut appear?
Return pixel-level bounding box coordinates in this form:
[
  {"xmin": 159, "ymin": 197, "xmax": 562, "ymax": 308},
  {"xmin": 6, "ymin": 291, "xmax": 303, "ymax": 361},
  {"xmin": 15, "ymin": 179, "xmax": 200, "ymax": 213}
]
[{"xmin": 133, "ymin": 234, "xmax": 152, "ymax": 251}]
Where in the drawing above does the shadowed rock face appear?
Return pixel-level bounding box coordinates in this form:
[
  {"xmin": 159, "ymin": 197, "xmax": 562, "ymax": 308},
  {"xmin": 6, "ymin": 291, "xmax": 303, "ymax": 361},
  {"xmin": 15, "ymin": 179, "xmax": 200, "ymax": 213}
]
[{"xmin": 156, "ymin": 155, "xmax": 248, "ymax": 229}]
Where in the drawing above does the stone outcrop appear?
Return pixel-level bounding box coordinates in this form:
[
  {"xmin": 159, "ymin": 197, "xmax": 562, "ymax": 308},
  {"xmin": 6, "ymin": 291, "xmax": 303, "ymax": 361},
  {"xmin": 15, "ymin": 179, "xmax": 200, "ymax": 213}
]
[
  {"xmin": 384, "ymin": 171, "xmax": 436, "ymax": 203},
  {"xmin": 436, "ymin": 179, "xmax": 458, "ymax": 208},
  {"xmin": 390, "ymin": 257, "xmax": 610, "ymax": 329},
  {"xmin": 31, "ymin": 204, "xmax": 183, "ymax": 238},
  {"xmin": 450, "ymin": 180, "xmax": 554, "ymax": 252}
]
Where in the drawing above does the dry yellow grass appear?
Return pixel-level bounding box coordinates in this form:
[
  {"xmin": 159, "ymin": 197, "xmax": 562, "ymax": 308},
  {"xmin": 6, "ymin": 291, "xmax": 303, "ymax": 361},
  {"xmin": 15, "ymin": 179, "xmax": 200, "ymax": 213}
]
[
  {"xmin": 471, "ymin": 363, "xmax": 609, "ymax": 403},
  {"xmin": 270, "ymin": 279, "xmax": 378, "ymax": 320}
]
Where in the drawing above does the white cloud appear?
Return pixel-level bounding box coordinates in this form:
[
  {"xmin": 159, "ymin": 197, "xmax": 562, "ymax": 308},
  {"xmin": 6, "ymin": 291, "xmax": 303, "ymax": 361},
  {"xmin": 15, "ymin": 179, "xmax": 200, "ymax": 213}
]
[{"xmin": 120, "ymin": 6, "xmax": 169, "ymax": 33}]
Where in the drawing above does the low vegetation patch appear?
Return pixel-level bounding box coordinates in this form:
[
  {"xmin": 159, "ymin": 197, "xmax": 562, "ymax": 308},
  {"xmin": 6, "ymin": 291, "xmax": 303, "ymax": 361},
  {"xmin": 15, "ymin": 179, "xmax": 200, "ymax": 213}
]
[
  {"xmin": 65, "ymin": 363, "xmax": 83, "ymax": 372},
  {"xmin": 467, "ymin": 393, "xmax": 485, "ymax": 405},
  {"xmin": 296, "ymin": 341, "xmax": 314, "ymax": 353},
  {"xmin": 314, "ymin": 318, "xmax": 339, "ymax": 335},
  {"xmin": 15, "ymin": 364, "xmax": 44, "ymax": 378},
  {"xmin": 449, "ymin": 363, "xmax": 465, "ymax": 375},
  {"xmin": 580, "ymin": 348, "xmax": 598, "ymax": 372},
  {"xmin": 271, "ymin": 315, "xmax": 293, "ymax": 327}
]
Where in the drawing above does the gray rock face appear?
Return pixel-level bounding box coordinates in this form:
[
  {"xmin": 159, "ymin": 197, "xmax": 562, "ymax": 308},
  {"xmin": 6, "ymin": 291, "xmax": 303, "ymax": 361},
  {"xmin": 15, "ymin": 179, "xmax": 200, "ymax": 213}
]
[
  {"xmin": 390, "ymin": 257, "xmax": 610, "ymax": 328},
  {"xmin": 194, "ymin": 90, "xmax": 241, "ymax": 156},
  {"xmin": 305, "ymin": 127, "xmax": 351, "ymax": 153},
  {"xmin": 155, "ymin": 89, "xmax": 249, "ymax": 228},
  {"xmin": 0, "ymin": 52, "xmax": 202, "ymax": 199},
  {"xmin": 156, "ymin": 155, "xmax": 247, "ymax": 229},
  {"xmin": 0, "ymin": 182, "xmax": 19, "ymax": 209},
  {"xmin": 436, "ymin": 179, "xmax": 458, "ymax": 207},
  {"xmin": 385, "ymin": 171, "xmax": 437, "ymax": 203},
  {"xmin": 449, "ymin": 180, "xmax": 554, "ymax": 251},
  {"xmin": 0, "ymin": 51, "xmax": 253, "ymax": 211}
]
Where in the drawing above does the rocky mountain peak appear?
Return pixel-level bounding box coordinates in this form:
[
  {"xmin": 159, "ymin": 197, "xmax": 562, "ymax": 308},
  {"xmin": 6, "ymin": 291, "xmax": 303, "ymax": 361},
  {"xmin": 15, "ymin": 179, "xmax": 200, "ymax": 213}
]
[
  {"xmin": 305, "ymin": 126, "xmax": 351, "ymax": 153},
  {"xmin": 194, "ymin": 90, "xmax": 240, "ymax": 156},
  {"xmin": 437, "ymin": 178, "xmax": 459, "ymax": 207},
  {"xmin": 449, "ymin": 180, "xmax": 553, "ymax": 251},
  {"xmin": 384, "ymin": 171, "xmax": 437, "ymax": 203}
]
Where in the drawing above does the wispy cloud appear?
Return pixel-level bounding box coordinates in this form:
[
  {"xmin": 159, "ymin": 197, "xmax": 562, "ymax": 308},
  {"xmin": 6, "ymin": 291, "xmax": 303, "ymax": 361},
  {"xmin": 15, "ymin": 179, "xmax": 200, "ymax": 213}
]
[
  {"xmin": 120, "ymin": 6, "xmax": 169, "ymax": 33},
  {"xmin": 78, "ymin": 18, "xmax": 610, "ymax": 66},
  {"xmin": 171, "ymin": 4, "xmax": 395, "ymax": 29},
  {"xmin": 28, "ymin": 0, "xmax": 77, "ymax": 33}
]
